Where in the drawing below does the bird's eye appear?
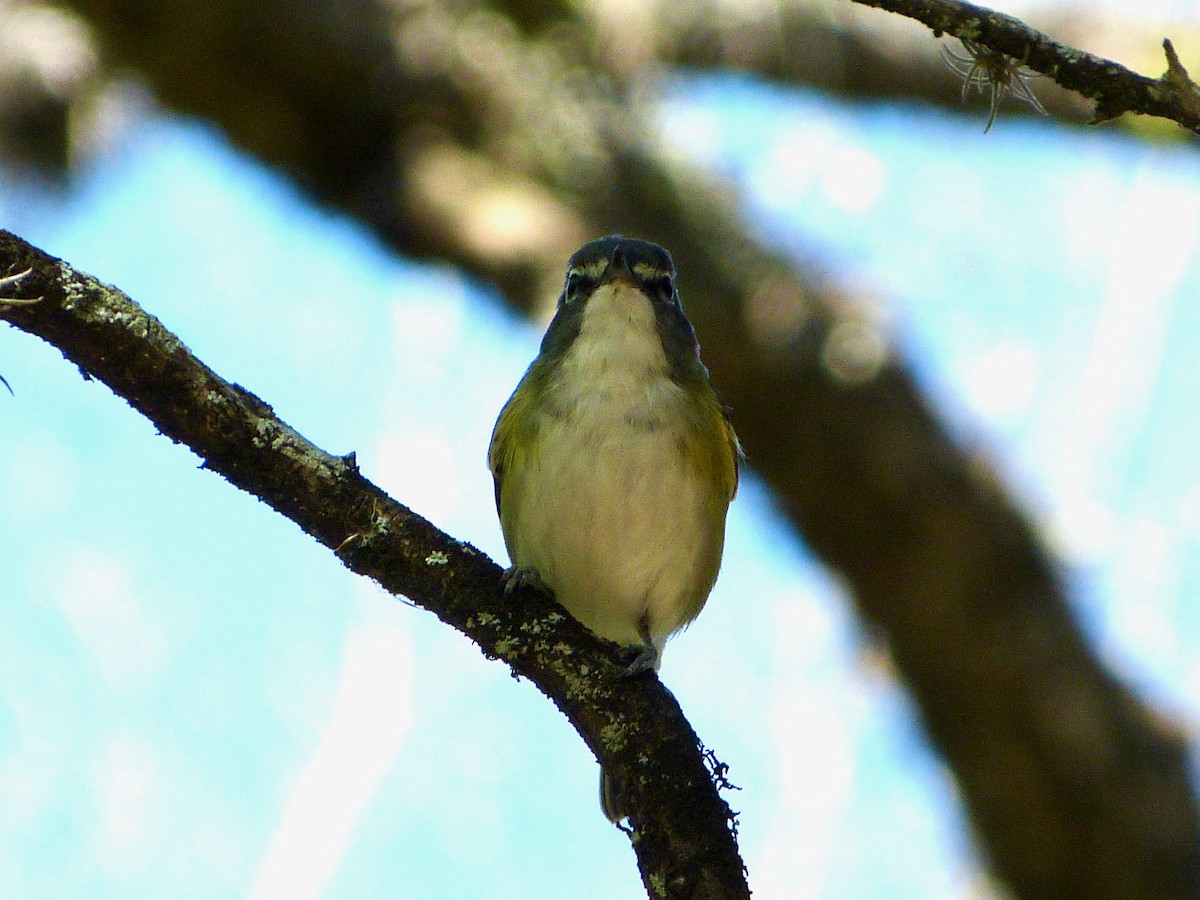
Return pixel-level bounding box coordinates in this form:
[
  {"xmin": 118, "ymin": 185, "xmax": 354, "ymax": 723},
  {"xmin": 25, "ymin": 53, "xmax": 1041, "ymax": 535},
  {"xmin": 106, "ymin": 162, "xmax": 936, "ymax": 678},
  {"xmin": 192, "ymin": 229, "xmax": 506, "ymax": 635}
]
[
  {"xmin": 564, "ymin": 270, "xmax": 592, "ymax": 303},
  {"xmin": 646, "ymin": 274, "xmax": 674, "ymax": 302}
]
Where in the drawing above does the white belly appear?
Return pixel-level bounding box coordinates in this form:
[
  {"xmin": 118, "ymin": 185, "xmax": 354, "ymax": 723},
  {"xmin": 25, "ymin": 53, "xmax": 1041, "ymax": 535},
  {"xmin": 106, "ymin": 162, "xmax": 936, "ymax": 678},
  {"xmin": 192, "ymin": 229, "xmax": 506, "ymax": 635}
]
[{"xmin": 505, "ymin": 407, "xmax": 722, "ymax": 649}]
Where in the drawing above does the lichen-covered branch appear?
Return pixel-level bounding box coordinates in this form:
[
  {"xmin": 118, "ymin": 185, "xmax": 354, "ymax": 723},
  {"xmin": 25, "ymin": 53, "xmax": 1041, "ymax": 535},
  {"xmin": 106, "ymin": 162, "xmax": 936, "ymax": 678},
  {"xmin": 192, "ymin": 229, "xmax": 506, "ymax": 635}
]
[
  {"xmin": 0, "ymin": 230, "xmax": 750, "ymax": 900},
  {"xmin": 849, "ymin": 0, "xmax": 1200, "ymax": 130}
]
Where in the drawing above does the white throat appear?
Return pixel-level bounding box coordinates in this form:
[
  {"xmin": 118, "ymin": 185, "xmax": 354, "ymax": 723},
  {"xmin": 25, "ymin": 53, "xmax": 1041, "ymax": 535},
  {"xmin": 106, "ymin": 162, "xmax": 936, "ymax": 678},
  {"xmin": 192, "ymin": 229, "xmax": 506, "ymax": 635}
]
[{"xmin": 556, "ymin": 282, "xmax": 670, "ymax": 409}]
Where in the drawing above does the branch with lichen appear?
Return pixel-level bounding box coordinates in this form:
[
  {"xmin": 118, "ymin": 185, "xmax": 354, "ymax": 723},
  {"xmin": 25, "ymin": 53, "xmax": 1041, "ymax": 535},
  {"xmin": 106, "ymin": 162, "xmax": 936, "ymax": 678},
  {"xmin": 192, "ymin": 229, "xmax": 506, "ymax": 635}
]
[
  {"xmin": 849, "ymin": 0, "xmax": 1200, "ymax": 131},
  {"xmin": 0, "ymin": 230, "xmax": 750, "ymax": 900}
]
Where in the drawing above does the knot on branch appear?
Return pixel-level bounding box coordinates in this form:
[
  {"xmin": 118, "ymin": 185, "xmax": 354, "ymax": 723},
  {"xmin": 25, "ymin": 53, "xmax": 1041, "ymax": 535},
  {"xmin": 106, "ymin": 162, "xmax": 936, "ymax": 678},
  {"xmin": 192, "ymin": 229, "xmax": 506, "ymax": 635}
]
[{"xmin": 1160, "ymin": 39, "xmax": 1200, "ymax": 132}]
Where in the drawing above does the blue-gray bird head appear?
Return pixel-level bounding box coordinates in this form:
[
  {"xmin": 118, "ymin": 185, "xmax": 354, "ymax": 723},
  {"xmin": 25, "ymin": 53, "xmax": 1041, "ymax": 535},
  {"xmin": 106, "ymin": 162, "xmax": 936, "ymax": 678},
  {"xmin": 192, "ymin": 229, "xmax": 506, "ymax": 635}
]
[{"xmin": 537, "ymin": 235, "xmax": 706, "ymax": 383}]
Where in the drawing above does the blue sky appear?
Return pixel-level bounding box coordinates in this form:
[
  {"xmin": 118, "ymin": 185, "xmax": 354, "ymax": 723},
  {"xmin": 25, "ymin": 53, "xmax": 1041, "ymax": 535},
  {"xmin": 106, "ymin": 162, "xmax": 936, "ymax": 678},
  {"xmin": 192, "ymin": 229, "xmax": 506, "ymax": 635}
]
[{"xmin": 2, "ymin": 49, "xmax": 1199, "ymax": 900}]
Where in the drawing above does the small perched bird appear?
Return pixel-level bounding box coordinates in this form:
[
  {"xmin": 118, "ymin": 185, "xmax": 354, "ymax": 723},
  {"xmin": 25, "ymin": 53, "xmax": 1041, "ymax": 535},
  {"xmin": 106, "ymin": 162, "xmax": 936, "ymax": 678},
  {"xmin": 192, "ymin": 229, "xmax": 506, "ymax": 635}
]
[{"xmin": 488, "ymin": 235, "xmax": 739, "ymax": 821}]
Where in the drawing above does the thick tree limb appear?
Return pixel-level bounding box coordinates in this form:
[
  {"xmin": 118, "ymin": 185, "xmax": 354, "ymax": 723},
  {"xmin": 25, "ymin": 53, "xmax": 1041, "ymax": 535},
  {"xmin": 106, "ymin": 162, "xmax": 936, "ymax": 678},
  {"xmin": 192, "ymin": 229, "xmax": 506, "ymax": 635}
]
[
  {"xmin": 0, "ymin": 230, "xmax": 750, "ymax": 900},
  {"xmin": 28, "ymin": 1, "xmax": 1200, "ymax": 896},
  {"xmin": 849, "ymin": 0, "xmax": 1200, "ymax": 130}
]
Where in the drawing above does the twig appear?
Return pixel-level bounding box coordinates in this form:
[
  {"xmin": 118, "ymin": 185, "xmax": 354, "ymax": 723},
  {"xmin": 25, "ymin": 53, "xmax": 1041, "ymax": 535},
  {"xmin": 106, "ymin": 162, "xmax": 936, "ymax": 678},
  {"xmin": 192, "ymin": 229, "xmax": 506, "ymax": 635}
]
[{"xmin": 850, "ymin": 0, "xmax": 1200, "ymax": 131}]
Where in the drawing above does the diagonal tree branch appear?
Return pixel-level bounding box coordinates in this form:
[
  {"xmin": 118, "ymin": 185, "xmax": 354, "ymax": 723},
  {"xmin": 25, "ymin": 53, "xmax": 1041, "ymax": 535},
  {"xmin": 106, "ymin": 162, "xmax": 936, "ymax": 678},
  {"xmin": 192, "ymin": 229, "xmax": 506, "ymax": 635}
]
[
  {"xmin": 0, "ymin": 230, "xmax": 750, "ymax": 900},
  {"xmin": 849, "ymin": 0, "xmax": 1200, "ymax": 130}
]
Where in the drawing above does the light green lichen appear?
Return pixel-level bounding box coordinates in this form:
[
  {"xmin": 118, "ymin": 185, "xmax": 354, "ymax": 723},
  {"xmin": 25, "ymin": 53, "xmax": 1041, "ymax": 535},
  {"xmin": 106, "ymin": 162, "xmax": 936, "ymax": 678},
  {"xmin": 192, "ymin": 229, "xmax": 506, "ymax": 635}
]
[
  {"xmin": 648, "ymin": 872, "xmax": 666, "ymax": 897},
  {"xmin": 494, "ymin": 638, "xmax": 521, "ymax": 661},
  {"xmin": 599, "ymin": 719, "xmax": 631, "ymax": 754}
]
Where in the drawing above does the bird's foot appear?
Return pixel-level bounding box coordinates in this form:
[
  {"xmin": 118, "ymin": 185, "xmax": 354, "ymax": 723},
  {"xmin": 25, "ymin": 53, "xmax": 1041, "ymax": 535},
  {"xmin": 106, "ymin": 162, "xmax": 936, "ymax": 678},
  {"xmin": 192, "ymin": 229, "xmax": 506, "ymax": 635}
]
[
  {"xmin": 502, "ymin": 564, "xmax": 552, "ymax": 598},
  {"xmin": 617, "ymin": 641, "xmax": 659, "ymax": 679}
]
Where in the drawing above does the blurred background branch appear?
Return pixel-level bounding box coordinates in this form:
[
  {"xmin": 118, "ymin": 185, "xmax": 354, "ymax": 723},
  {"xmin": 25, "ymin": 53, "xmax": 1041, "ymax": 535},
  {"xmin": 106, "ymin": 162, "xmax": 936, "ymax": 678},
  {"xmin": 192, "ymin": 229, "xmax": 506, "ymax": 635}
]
[{"xmin": 5, "ymin": 0, "xmax": 1200, "ymax": 180}]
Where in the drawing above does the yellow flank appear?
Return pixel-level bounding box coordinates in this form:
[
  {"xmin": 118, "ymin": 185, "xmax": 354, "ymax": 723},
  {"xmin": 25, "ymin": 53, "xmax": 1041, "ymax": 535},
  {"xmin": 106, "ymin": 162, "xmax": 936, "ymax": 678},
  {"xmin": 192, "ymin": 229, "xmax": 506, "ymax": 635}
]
[{"xmin": 681, "ymin": 382, "xmax": 740, "ymax": 504}]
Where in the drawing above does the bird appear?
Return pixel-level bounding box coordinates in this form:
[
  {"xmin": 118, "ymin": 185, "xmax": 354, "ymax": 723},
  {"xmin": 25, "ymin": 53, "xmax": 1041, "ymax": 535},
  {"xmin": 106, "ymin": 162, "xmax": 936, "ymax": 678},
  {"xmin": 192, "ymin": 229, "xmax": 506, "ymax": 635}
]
[{"xmin": 488, "ymin": 235, "xmax": 740, "ymax": 821}]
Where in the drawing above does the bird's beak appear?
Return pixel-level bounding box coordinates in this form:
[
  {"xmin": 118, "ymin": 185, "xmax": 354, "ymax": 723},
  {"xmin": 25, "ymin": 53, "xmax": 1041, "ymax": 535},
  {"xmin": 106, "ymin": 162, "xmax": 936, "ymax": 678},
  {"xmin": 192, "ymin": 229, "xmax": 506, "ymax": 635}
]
[{"xmin": 600, "ymin": 245, "xmax": 638, "ymax": 286}]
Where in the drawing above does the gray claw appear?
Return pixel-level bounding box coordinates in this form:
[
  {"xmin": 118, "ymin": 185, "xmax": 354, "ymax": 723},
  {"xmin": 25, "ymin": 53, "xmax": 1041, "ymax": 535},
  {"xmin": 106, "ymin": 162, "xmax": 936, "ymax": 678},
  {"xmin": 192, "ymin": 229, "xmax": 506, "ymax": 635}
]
[
  {"xmin": 502, "ymin": 564, "xmax": 551, "ymax": 597},
  {"xmin": 619, "ymin": 642, "xmax": 659, "ymax": 678}
]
